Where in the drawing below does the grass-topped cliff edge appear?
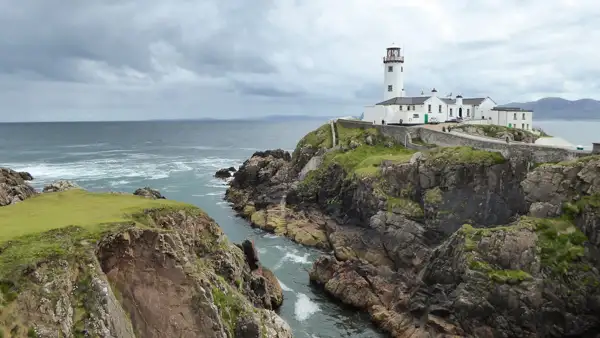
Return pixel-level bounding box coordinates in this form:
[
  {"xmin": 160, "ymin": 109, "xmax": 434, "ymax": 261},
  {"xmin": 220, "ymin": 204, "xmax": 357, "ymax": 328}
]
[
  {"xmin": 0, "ymin": 188, "xmax": 291, "ymax": 337},
  {"xmin": 0, "ymin": 189, "xmax": 194, "ymax": 278}
]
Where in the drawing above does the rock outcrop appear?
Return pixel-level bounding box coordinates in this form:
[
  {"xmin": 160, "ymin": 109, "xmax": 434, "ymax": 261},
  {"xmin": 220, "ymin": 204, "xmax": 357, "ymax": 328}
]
[
  {"xmin": 0, "ymin": 186, "xmax": 291, "ymax": 337},
  {"xmin": 0, "ymin": 167, "xmax": 37, "ymax": 206},
  {"xmin": 215, "ymin": 167, "xmax": 238, "ymax": 179},
  {"xmin": 42, "ymin": 180, "xmax": 82, "ymax": 193},
  {"xmin": 225, "ymin": 121, "xmax": 600, "ymax": 337},
  {"xmin": 133, "ymin": 187, "xmax": 166, "ymax": 199}
]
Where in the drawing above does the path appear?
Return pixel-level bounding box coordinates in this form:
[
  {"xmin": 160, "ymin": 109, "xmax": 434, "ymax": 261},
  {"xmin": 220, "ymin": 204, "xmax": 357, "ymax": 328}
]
[{"xmin": 330, "ymin": 120, "xmax": 337, "ymax": 147}]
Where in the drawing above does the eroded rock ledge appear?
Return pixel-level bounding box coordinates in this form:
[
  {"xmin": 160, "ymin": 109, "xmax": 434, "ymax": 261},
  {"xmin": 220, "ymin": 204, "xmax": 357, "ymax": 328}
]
[
  {"xmin": 224, "ymin": 121, "xmax": 600, "ymax": 337},
  {"xmin": 0, "ymin": 170, "xmax": 291, "ymax": 338}
]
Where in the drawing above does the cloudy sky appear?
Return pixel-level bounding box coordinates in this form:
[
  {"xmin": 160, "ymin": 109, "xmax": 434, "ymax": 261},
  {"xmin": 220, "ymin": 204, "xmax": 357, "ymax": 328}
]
[{"xmin": 1, "ymin": 0, "xmax": 599, "ymax": 122}]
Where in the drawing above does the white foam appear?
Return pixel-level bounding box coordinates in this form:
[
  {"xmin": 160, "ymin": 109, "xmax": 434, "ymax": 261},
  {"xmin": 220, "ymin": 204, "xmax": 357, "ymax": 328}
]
[
  {"xmin": 58, "ymin": 143, "xmax": 109, "ymax": 148},
  {"xmin": 273, "ymin": 252, "xmax": 311, "ymax": 270},
  {"xmin": 205, "ymin": 192, "xmax": 222, "ymax": 196},
  {"xmin": 263, "ymin": 233, "xmax": 279, "ymax": 239},
  {"xmin": 277, "ymin": 279, "xmax": 293, "ymax": 292},
  {"xmin": 295, "ymin": 293, "xmax": 320, "ymax": 321},
  {"xmin": 5, "ymin": 154, "xmax": 238, "ymax": 186},
  {"xmin": 109, "ymin": 180, "xmax": 130, "ymax": 186}
]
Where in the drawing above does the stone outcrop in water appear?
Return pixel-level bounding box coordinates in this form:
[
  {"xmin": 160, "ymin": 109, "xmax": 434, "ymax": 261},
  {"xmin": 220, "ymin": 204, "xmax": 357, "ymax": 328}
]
[
  {"xmin": 0, "ymin": 172, "xmax": 291, "ymax": 337},
  {"xmin": 0, "ymin": 168, "xmax": 37, "ymax": 206},
  {"xmin": 225, "ymin": 122, "xmax": 600, "ymax": 337}
]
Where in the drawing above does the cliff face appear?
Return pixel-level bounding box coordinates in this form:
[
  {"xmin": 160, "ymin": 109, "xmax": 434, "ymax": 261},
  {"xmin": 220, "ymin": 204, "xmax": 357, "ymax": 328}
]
[
  {"xmin": 0, "ymin": 172, "xmax": 291, "ymax": 338},
  {"xmin": 225, "ymin": 122, "xmax": 600, "ymax": 337}
]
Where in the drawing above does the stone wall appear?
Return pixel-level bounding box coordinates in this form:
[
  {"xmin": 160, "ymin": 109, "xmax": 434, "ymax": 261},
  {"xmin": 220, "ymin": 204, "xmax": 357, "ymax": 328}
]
[
  {"xmin": 416, "ymin": 127, "xmax": 584, "ymax": 163},
  {"xmin": 336, "ymin": 119, "xmax": 587, "ymax": 163}
]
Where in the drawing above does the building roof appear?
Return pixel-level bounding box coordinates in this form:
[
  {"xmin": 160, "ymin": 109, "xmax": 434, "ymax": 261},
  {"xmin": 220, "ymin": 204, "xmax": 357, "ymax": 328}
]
[
  {"xmin": 492, "ymin": 106, "xmax": 533, "ymax": 112},
  {"xmin": 463, "ymin": 98, "xmax": 487, "ymax": 105},
  {"xmin": 376, "ymin": 96, "xmax": 430, "ymax": 105},
  {"xmin": 441, "ymin": 98, "xmax": 455, "ymax": 104}
]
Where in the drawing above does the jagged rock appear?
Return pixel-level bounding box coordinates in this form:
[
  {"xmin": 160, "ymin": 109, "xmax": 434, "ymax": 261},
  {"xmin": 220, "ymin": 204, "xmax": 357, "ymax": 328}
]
[
  {"xmin": 133, "ymin": 187, "xmax": 166, "ymax": 199},
  {"xmin": 215, "ymin": 168, "xmax": 232, "ymax": 179},
  {"xmin": 42, "ymin": 180, "xmax": 82, "ymax": 193},
  {"xmin": 0, "ymin": 167, "xmax": 37, "ymax": 206},
  {"xmin": 225, "ymin": 121, "xmax": 600, "ymax": 337},
  {"xmin": 18, "ymin": 171, "xmax": 34, "ymax": 181},
  {"xmin": 241, "ymin": 239, "xmax": 260, "ymax": 270}
]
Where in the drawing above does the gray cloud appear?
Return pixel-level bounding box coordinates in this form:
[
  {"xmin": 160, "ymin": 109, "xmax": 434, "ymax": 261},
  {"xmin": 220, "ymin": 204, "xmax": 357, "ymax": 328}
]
[{"xmin": 1, "ymin": 0, "xmax": 600, "ymax": 121}]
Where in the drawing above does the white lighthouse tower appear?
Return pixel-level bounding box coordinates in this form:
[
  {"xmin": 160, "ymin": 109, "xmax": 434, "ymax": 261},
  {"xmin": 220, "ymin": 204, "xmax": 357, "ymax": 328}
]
[{"xmin": 382, "ymin": 43, "xmax": 405, "ymax": 100}]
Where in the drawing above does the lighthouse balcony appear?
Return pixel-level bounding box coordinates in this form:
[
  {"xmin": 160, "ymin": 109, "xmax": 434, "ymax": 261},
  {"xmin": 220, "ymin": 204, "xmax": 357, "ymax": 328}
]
[{"xmin": 383, "ymin": 56, "xmax": 404, "ymax": 63}]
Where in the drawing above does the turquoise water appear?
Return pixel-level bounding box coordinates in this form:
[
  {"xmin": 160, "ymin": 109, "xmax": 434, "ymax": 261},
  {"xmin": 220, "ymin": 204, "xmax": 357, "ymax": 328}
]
[{"xmin": 0, "ymin": 120, "xmax": 384, "ymax": 338}]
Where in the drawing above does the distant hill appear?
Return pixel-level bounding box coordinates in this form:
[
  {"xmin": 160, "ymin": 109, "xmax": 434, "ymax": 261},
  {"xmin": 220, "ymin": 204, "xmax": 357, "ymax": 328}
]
[
  {"xmin": 249, "ymin": 114, "xmax": 339, "ymax": 122},
  {"xmin": 503, "ymin": 97, "xmax": 600, "ymax": 120}
]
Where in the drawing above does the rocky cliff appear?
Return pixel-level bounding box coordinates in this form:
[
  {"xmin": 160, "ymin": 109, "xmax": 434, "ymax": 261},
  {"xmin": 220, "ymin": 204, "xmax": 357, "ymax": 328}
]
[
  {"xmin": 0, "ymin": 169, "xmax": 291, "ymax": 338},
  {"xmin": 225, "ymin": 122, "xmax": 600, "ymax": 337}
]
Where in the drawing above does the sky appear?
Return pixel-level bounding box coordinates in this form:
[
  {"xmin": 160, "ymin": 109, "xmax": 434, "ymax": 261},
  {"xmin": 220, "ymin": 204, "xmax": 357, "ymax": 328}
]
[{"xmin": 1, "ymin": 0, "xmax": 600, "ymax": 122}]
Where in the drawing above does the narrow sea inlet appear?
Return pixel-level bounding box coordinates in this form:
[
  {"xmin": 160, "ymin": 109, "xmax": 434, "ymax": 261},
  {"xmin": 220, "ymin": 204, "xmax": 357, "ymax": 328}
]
[{"xmin": 0, "ymin": 119, "xmax": 385, "ymax": 338}]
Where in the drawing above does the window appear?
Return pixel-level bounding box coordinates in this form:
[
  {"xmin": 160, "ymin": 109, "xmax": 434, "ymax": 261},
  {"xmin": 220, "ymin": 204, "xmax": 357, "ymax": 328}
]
[
  {"xmin": 399, "ymin": 105, "xmax": 403, "ymax": 111},
  {"xmin": 526, "ymin": 124, "xmax": 529, "ymax": 130},
  {"xmin": 438, "ymin": 105, "xmax": 442, "ymax": 113},
  {"xmin": 467, "ymin": 108, "xmax": 470, "ymax": 115},
  {"xmin": 513, "ymin": 113, "xmax": 517, "ymax": 119},
  {"xmin": 450, "ymin": 108, "xmax": 453, "ymax": 116},
  {"xmin": 428, "ymin": 104, "xmax": 432, "ymax": 112},
  {"xmin": 401, "ymin": 66, "xmax": 403, "ymax": 72},
  {"xmin": 388, "ymin": 85, "xmax": 393, "ymax": 92},
  {"xmin": 522, "ymin": 113, "xmax": 526, "ymax": 120},
  {"xmin": 522, "ymin": 123, "xmax": 525, "ymax": 129},
  {"xmin": 388, "ymin": 66, "xmax": 393, "ymax": 72},
  {"xmin": 413, "ymin": 114, "xmax": 419, "ymax": 118}
]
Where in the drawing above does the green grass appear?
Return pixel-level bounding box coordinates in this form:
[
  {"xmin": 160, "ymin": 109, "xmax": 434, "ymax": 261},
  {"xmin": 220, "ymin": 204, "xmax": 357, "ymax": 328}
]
[
  {"xmin": 0, "ymin": 190, "xmax": 194, "ymax": 279},
  {"xmin": 426, "ymin": 146, "xmax": 506, "ymax": 166},
  {"xmin": 533, "ymin": 217, "xmax": 587, "ymax": 274},
  {"xmin": 293, "ymin": 123, "xmax": 332, "ymax": 156},
  {"xmin": 552, "ymin": 155, "xmax": 600, "ymax": 167},
  {"xmin": 324, "ymin": 145, "xmax": 414, "ymax": 177},
  {"xmin": 0, "ymin": 189, "xmax": 188, "ymax": 243},
  {"xmin": 335, "ymin": 123, "xmax": 380, "ymax": 147}
]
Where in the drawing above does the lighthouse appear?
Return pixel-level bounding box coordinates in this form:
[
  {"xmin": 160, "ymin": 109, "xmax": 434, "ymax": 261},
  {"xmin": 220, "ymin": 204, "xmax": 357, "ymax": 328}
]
[{"xmin": 382, "ymin": 43, "xmax": 405, "ymax": 100}]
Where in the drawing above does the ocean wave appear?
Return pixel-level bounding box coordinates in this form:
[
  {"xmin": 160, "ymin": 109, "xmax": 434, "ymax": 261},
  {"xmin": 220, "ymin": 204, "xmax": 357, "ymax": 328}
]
[
  {"xmin": 295, "ymin": 293, "xmax": 320, "ymax": 321},
  {"xmin": 277, "ymin": 279, "xmax": 293, "ymax": 292},
  {"xmin": 273, "ymin": 252, "xmax": 311, "ymax": 270},
  {"xmin": 4, "ymin": 155, "xmax": 238, "ymax": 186}
]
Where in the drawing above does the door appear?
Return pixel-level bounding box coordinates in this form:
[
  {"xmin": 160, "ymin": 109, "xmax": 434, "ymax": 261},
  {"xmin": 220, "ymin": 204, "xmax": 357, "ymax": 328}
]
[
  {"xmin": 424, "ymin": 114, "xmax": 429, "ymax": 124},
  {"xmin": 508, "ymin": 123, "xmax": 512, "ymax": 128}
]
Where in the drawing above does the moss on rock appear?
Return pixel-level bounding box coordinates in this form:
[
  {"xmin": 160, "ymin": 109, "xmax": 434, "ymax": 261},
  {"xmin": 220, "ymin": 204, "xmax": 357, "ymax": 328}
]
[
  {"xmin": 293, "ymin": 123, "xmax": 332, "ymax": 156},
  {"xmin": 386, "ymin": 196, "xmax": 423, "ymax": 219},
  {"xmin": 424, "ymin": 187, "xmax": 443, "ymax": 205},
  {"xmin": 426, "ymin": 146, "xmax": 506, "ymax": 166}
]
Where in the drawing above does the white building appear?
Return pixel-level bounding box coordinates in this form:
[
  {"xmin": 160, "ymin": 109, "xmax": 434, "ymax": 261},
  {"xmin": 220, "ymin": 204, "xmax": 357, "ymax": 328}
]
[{"xmin": 362, "ymin": 45, "xmax": 534, "ymax": 130}]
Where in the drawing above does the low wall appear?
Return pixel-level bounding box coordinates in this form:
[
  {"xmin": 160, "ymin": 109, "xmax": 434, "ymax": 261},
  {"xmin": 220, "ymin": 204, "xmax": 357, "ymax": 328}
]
[
  {"xmin": 336, "ymin": 119, "xmax": 587, "ymax": 163},
  {"xmin": 416, "ymin": 128, "xmax": 585, "ymax": 163}
]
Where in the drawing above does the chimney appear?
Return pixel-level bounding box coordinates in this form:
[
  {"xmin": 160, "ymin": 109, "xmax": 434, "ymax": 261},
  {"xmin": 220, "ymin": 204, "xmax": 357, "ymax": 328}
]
[
  {"xmin": 431, "ymin": 88, "xmax": 438, "ymax": 97},
  {"xmin": 456, "ymin": 94, "xmax": 463, "ymax": 106}
]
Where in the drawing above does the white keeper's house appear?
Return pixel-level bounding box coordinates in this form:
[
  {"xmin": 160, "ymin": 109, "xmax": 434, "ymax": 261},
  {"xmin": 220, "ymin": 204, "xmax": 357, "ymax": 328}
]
[{"xmin": 362, "ymin": 44, "xmax": 534, "ymax": 131}]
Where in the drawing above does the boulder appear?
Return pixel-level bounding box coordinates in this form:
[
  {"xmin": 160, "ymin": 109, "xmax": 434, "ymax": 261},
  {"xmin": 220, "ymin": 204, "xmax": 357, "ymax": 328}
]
[
  {"xmin": 43, "ymin": 180, "xmax": 82, "ymax": 193},
  {"xmin": 0, "ymin": 167, "xmax": 37, "ymax": 206},
  {"xmin": 133, "ymin": 187, "xmax": 166, "ymax": 199},
  {"xmin": 215, "ymin": 168, "xmax": 232, "ymax": 179}
]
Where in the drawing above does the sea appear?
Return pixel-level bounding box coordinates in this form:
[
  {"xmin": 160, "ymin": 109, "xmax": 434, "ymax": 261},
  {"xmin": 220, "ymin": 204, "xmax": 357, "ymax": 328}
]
[{"xmin": 0, "ymin": 118, "xmax": 598, "ymax": 337}]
